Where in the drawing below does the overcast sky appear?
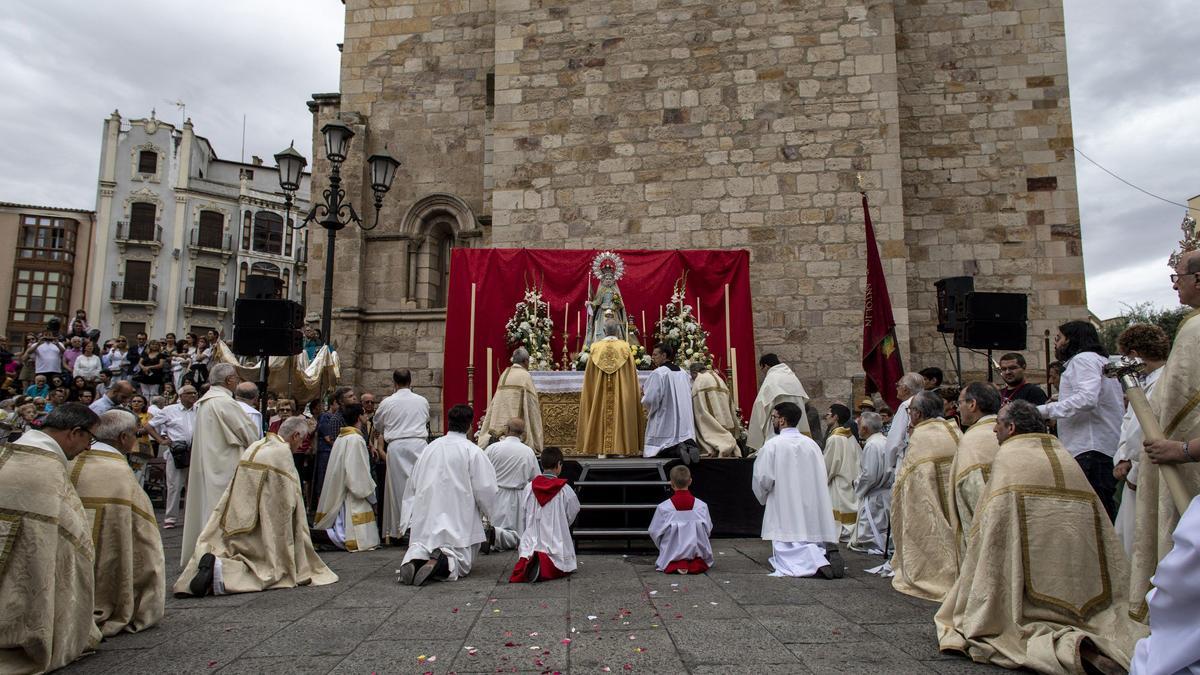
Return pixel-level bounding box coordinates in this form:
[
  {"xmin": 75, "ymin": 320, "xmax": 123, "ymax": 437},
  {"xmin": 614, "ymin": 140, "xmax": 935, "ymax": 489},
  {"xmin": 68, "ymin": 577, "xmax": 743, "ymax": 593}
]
[{"xmin": 0, "ymin": 1, "xmax": 1194, "ymax": 319}]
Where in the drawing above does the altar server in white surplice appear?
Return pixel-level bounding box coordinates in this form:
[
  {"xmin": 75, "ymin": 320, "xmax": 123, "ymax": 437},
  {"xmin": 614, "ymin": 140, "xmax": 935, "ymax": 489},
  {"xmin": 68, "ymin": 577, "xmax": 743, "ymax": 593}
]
[
  {"xmin": 1131, "ymin": 494, "xmax": 1200, "ymax": 675},
  {"xmin": 822, "ymin": 403, "xmax": 860, "ymax": 542},
  {"xmin": 850, "ymin": 412, "xmax": 892, "ymax": 553},
  {"xmin": 375, "ymin": 369, "xmax": 430, "ymax": 543},
  {"xmin": 642, "ymin": 343, "xmax": 696, "ymax": 458},
  {"xmin": 509, "ymin": 447, "xmax": 579, "ymax": 583},
  {"xmin": 484, "ymin": 418, "xmax": 540, "ymax": 551},
  {"xmin": 746, "ymin": 354, "xmax": 811, "ymax": 452},
  {"xmin": 313, "ymin": 404, "xmax": 379, "ymax": 552},
  {"xmin": 649, "ymin": 465, "xmax": 714, "ymax": 574},
  {"xmin": 180, "ymin": 363, "xmax": 260, "ymax": 566},
  {"xmin": 398, "ymin": 404, "xmax": 499, "ymax": 586},
  {"xmin": 752, "ymin": 401, "xmax": 842, "ymax": 578}
]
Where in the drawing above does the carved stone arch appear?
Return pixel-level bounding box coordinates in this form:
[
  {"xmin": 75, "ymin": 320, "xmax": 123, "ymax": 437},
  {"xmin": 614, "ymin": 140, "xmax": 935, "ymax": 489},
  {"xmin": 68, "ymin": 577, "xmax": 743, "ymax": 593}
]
[
  {"xmin": 395, "ymin": 193, "xmax": 477, "ymax": 309},
  {"xmin": 400, "ymin": 193, "xmax": 476, "ymax": 239},
  {"xmin": 124, "ymin": 187, "xmax": 164, "ymax": 217}
]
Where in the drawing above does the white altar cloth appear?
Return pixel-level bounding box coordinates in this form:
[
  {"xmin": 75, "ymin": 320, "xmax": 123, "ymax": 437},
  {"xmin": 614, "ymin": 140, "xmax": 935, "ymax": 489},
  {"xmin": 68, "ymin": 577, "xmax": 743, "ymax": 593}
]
[{"xmin": 530, "ymin": 370, "xmax": 652, "ymax": 394}]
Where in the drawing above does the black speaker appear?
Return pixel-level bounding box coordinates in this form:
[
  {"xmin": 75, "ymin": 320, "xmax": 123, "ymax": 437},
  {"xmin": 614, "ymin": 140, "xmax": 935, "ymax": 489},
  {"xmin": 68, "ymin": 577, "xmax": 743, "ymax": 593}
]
[
  {"xmin": 935, "ymin": 276, "xmax": 974, "ymax": 333},
  {"xmin": 953, "ymin": 292, "xmax": 1028, "ymax": 350},
  {"xmin": 232, "ymin": 299, "xmax": 303, "ymax": 356},
  {"xmin": 245, "ymin": 275, "xmax": 283, "ymax": 300}
]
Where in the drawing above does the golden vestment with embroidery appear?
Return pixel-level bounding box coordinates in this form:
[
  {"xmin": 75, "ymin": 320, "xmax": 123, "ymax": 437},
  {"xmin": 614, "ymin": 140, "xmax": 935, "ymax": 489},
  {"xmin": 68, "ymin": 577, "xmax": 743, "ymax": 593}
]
[
  {"xmin": 890, "ymin": 417, "xmax": 961, "ymax": 601},
  {"xmin": 576, "ymin": 338, "xmax": 643, "ymax": 456},
  {"xmin": 949, "ymin": 415, "xmax": 1000, "ymax": 560}
]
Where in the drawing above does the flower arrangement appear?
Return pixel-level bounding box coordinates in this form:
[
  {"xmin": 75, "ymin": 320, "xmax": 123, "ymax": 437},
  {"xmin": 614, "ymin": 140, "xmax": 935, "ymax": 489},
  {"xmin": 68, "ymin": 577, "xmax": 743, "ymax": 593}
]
[
  {"xmin": 504, "ymin": 285, "xmax": 556, "ymax": 371},
  {"xmin": 652, "ymin": 274, "xmax": 713, "ymax": 371}
]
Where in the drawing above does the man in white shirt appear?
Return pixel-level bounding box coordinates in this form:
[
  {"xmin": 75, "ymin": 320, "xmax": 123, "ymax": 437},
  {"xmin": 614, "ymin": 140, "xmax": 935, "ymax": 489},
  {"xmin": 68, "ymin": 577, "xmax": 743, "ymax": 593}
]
[
  {"xmin": 641, "ymin": 343, "xmax": 697, "ymax": 460},
  {"xmin": 150, "ymin": 385, "xmax": 199, "ymax": 528},
  {"xmin": 882, "ymin": 371, "xmax": 924, "ymax": 473},
  {"xmin": 484, "ymin": 418, "xmax": 540, "ymax": 551},
  {"xmin": 234, "ymin": 382, "xmax": 265, "ymax": 440},
  {"xmin": 1037, "ymin": 320, "xmax": 1124, "ymax": 519},
  {"xmin": 752, "ymin": 401, "xmax": 842, "ymax": 579},
  {"xmin": 26, "ymin": 332, "xmax": 65, "ymax": 379},
  {"xmin": 374, "ymin": 369, "xmax": 430, "ymax": 543}
]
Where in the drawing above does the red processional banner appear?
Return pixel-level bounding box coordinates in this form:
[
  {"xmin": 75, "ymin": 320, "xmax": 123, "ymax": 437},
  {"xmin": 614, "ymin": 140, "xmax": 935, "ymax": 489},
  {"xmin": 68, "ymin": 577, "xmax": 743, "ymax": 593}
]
[
  {"xmin": 443, "ymin": 248, "xmax": 757, "ymax": 429},
  {"xmin": 860, "ymin": 194, "xmax": 904, "ymax": 410}
]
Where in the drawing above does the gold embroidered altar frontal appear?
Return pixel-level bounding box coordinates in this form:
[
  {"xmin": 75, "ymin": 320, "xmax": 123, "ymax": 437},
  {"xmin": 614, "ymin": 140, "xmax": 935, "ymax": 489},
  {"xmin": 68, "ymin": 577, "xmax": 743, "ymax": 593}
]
[{"xmin": 531, "ymin": 371, "xmax": 651, "ymax": 456}]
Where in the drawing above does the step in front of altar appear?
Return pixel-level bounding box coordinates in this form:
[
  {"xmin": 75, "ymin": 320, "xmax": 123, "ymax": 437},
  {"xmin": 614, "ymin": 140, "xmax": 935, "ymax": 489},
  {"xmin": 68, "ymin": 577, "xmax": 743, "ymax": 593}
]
[
  {"xmin": 532, "ymin": 370, "xmax": 652, "ymax": 456},
  {"xmin": 569, "ymin": 458, "xmax": 671, "ymax": 543}
]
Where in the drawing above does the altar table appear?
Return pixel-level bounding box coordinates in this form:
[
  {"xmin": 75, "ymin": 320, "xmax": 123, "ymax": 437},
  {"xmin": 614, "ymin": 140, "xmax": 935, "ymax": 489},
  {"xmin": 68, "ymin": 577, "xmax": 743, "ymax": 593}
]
[{"xmin": 531, "ymin": 370, "xmax": 652, "ymax": 455}]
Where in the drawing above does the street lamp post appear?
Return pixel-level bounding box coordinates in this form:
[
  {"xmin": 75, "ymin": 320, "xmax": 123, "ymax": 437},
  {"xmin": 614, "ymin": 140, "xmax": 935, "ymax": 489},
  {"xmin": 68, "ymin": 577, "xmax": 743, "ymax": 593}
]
[{"xmin": 274, "ymin": 122, "xmax": 401, "ymax": 347}]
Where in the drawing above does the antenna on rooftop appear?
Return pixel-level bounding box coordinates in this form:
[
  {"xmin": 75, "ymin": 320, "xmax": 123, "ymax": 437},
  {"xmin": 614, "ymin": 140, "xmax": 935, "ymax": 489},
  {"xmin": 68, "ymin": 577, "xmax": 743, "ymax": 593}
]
[{"xmin": 165, "ymin": 99, "xmax": 186, "ymax": 127}]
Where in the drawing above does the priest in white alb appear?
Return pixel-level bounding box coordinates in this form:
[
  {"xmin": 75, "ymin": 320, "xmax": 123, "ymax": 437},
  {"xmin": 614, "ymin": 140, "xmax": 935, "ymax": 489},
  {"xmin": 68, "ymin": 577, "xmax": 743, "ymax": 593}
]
[
  {"xmin": 398, "ymin": 404, "xmax": 499, "ymax": 585},
  {"xmin": 689, "ymin": 361, "xmax": 740, "ymax": 457},
  {"xmin": 375, "ymin": 369, "xmax": 429, "ymax": 544},
  {"xmin": 822, "ymin": 403, "xmax": 860, "ymax": 542},
  {"xmin": 484, "ymin": 417, "xmax": 540, "ymax": 551},
  {"xmin": 314, "ymin": 403, "xmax": 379, "ymax": 552},
  {"xmin": 70, "ymin": 410, "xmax": 165, "ymax": 636},
  {"xmin": 509, "ymin": 447, "xmax": 579, "ymax": 583},
  {"xmin": 850, "ymin": 411, "xmax": 891, "ymax": 553},
  {"xmin": 477, "ymin": 348, "xmax": 544, "ymax": 450},
  {"xmin": 0, "ymin": 404, "xmax": 102, "ymax": 673},
  {"xmin": 180, "ymin": 362, "xmax": 260, "ymax": 565},
  {"xmin": 649, "ymin": 465, "xmax": 714, "ymax": 574},
  {"xmin": 175, "ymin": 416, "xmax": 337, "ymax": 597},
  {"xmin": 890, "ymin": 391, "xmax": 961, "ymax": 601},
  {"xmin": 949, "ymin": 382, "xmax": 1001, "ymax": 557},
  {"xmin": 936, "ymin": 400, "xmax": 1145, "ymax": 673},
  {"xmin": 746, "ymin": 353, "xmax": 811, "ymax": 452},
  {"xmin": 752, "ymin": 401, "xmax": 842, "ymax": 578},
  {"xmin": 642, "ymin": 343, "xmax": 697, "ymax": 459},
  {"xmin": 882, "ymin": 372, "xmax": 924, "ymax": 473}
]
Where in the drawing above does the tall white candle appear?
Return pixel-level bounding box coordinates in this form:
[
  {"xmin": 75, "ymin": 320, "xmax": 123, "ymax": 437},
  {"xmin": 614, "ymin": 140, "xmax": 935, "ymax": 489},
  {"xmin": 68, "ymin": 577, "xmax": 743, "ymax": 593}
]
[
  {"xmin": 723, "ymin": 284, "xmax": 731, "ymax": 369},
  {"xmin": 486, "ymin": 347, "xmax": 493, "ymax": 403},
  {"xmin": 468, "ymin": 283, "xmax": 477, "ymax": 367}
]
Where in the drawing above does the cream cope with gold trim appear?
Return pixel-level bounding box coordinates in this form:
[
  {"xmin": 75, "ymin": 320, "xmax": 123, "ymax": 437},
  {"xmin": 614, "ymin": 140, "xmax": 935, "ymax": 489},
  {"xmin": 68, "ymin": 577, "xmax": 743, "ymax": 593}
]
[
  {"xmin": 175, "ymin": 433, "xmax": 337, "ymax": 595},
  {"xmin": 69, "ymin": 443, "xmax": 165, "ymax": 637},
  {"xmin": 1130, "ymin": 308, "xmax": 1200, "ymax": 621},
  {"xmin": 823, "ymin": 427, "xmax": 860, "ymax": 540},
  {"xmin": 890, "ymin": 417, "xmax": 961, "ymax": 601},
  {"xmin": 936, "ymin": 433, "xmax": 1146, "ymax": 673},
  {"xmin": 746, "ymin": 363, "xmax": 811, "ymax": 450},
  {"xmin": 949, "ymin": 414, "xmax": 1000, "ymax": 559},
  {"xmin": 691, "ymin": 369, "xmax": 739, "ymax": 457},
  {"xmin": 576, "ymin": 337, "xmax": 643, "ymax": 456},
  {"xmin": 0, "ymin": 431, "xmax": 102, "ymax": 673},
  {"xmin": 477, "ymin": 364, "xmax": 544, "ymax": 450},
  {"xmin": 314, "ymin": 428, "xmax": 379, "ymax": 552}
]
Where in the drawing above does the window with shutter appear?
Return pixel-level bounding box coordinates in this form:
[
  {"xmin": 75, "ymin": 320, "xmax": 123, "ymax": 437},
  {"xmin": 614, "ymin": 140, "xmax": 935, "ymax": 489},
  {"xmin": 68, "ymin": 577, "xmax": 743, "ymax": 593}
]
[
  {"xmin": 129, "ymin": 202, "xmax": 156, "ymax": 240},
  {"xmin": 138, "ymin": 150, "xmax": 157, "ymax": 174},
  {"xmin": 124, "ymin": 260, "xmax": 151, "ymax": 301},
  {"xmin": 198, "ymin": 210, "xmax": 224, "ymax": 248},
  {"xmin": 194, "ymin": 267, "xmax": 221, "ymax": 306}
]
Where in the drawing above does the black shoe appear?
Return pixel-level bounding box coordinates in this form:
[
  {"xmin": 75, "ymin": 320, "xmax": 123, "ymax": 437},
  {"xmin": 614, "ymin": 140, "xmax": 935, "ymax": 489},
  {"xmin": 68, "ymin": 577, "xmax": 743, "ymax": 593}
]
[
  {"xmin": 688, "ymin": 444, "xmax": 701, "ymax": 464},
  {"xmin": 190, "ymin": 553, "xmax": 216, "ymax": 596},
  {"xmin": 815, "ymin": 564, "xmax": 835, "ymax": 580},
  {"xmin": 481, "ymin": 525, "xmax": 495, "ymax": 555},
  {"xmin": 827, "ymin": 549, "xmax": 845, "ymax": 579},
  {"xmin": 398, "ymin": 560, "xmax": 421, "ymax": 586},
  {"xmin": 525, "ymin": 554, "xmax": 541, "ymax": 583},
  {"xmin": 414, "ymin": 550, "xmax": 450, "ymax": 586}
]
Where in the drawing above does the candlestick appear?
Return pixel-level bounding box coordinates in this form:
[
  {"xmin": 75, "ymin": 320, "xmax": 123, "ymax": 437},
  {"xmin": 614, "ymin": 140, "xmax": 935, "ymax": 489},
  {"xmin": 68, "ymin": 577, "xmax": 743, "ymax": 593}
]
[
  {"xmin": 563, "ymin": 302, "xmax": 569, "ymax": 337},
  {"xmin": 641, "ymin": 310, "xmax": 646, "ymax": 339},
  {"xmin": 486, "ymin": 347, "xmax": 493, "ymax": 404},
  {"xmin": 696, "ymin": 297, "xmax": 702, "ymax": 327},
  {"xmin": 730, "ymin": 347, "xmax": 739, "ymax": 409},
  {"xmin": 468, "ymin": 283, "xmax": 477, "ymax": 367},
  {"xmin": 723, "ymin": 284, "xmax": 731, "ymax": 369}
]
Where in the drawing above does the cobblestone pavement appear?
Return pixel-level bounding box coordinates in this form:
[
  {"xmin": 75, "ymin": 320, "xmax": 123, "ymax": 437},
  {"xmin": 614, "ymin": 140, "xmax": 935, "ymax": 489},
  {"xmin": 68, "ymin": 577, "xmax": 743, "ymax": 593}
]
[{"xmin": 63, "ymin": 516, "xmax": 1011, "ymax": 674}]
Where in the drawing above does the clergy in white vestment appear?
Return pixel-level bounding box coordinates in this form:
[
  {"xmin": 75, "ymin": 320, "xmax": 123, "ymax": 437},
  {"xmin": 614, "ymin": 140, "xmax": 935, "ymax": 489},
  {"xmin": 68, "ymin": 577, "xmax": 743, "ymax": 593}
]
[
  {"xmin": 314, "ymin": 404, "xmax": 379, "ymax": 552},
  {"xmin": 234, "ymin": 382, "xmax": 265, "ymax": 440},
  {"xmin": 374, "ymin": 369, "xmax": 430, "ymax": 543},
  {"xmin": 642, "ymin": 343, "xmax": 697, "ymax": 458},
  {"xmin": 175, "ymin": 417, "xmax": 337, "ymax": 597},
  {"xmin": 689, "ymin": 362, "xmax": 740, "ymax": 457},
  {"xmin": 70, "ymin": 410, "xmax": 165, "ymax": 637},
  {"xmin": 509, "ymin": 447, "xmax": 580, "ymax": 583},
  {"xmin": 746, "ymin": 354, "xmax": 811, "ymax": 452},
  {"xmin": 1131, "ymin": 494, "xmax": 1200, "ymax": 675},
  {"xmin": 484, "ymin": 418, "xmax": 540, "ymax": 551},
  {"xmin": 0, "ymin": 405, "xmax": 102, "ymax": 674},
  {"xmin": 180, "ymin": 363, "xmax": 260, "ymax": 566},
  {"xmin": 398, "ymin": 404, "xmax": 499, "ymax": 586},
  {"xmin": 882, "ymin": 372, "xmax": 924, "ymax": 473},
  {"xmin": 849, "ymin": 412, "xmax": 892, "ymax": 553},
  {"xmin": 752, "ymin": 401, "xmax": 841, "ymax": 578},
  {"xmin": 649, "ymin": 465, "xmax": 714, "ymax": 574},
  {"xmin": 1111, "ymin": 324, "xmax": 1169, "ymax": 558},
  {"xmin": 476, "ymin": 349, "xmax": 544, "ymax": 450},
  {"xmin": 822, "ymin": 403, "xmax": 860, "ymax": 542},
  {"xmin": 948, "ymin": 383, "xmax": 1002, "ymax": 559}
]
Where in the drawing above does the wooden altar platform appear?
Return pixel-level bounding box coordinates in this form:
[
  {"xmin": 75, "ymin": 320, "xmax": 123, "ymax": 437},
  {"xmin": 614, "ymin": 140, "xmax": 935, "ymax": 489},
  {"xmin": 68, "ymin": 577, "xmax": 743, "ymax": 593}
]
[{"xmin": 532, "ymin": 370, "xmax": 653, "ymax": 455}]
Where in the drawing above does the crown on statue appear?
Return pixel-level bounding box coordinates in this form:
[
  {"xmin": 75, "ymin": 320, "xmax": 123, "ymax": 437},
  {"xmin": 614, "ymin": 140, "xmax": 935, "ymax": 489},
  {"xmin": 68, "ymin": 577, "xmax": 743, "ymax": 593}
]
[
  {"xmin": 1169, "ymin": 213, "xmax": 1199, "ymax": 268},
  {"xmin": 591, "ymin": 251, "xmax": 625, "ymax": 282}
]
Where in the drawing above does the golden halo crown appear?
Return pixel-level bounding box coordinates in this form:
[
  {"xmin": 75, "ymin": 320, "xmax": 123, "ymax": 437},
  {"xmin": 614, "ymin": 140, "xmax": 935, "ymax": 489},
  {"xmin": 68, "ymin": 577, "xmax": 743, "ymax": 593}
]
[
  {"xmin": 591, "ymin": 251, "xmax": 625, "ymax": 281},
  {"xmin": 1169, "ymin": 213, "xmax": 1199, "ymax": 269}
]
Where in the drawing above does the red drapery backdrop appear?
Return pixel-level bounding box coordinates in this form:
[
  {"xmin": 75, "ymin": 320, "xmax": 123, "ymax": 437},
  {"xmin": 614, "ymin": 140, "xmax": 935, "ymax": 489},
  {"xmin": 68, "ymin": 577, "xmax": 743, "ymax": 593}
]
[{"xmin": 443, "ymin": 249, "xmax": 757, "ymax": 430}]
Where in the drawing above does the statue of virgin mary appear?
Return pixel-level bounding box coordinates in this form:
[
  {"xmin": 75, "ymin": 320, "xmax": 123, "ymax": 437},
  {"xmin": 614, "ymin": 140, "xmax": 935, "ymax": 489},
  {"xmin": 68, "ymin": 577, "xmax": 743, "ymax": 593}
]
[{"xmin": 583, "ymin": 251, "xmax": 629, "ymax": 349}]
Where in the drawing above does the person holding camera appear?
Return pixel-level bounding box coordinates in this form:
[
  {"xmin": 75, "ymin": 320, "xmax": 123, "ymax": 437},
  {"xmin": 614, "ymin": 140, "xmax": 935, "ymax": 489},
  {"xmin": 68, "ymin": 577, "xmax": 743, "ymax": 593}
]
[
  {"xmin": 150, "ymin": 385, "xmax": 198, "ymax": 529},
  {"xmin": 23, "ymin": 331, "xmax": 65, "ymax": 380}
]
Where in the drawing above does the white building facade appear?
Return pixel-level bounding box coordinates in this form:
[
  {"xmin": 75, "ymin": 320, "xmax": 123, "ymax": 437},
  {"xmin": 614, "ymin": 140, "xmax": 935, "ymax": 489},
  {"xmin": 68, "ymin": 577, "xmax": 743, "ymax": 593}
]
[{"xmin": 89, "ymin": 110, "xmax": 311, "ymax": 341}]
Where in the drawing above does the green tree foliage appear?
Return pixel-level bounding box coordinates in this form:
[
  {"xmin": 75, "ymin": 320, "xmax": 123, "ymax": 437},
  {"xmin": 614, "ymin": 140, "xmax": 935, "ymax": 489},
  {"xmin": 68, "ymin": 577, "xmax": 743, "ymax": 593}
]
[{"xmin": 1100, "ymin": 302, "xmax": 1191, "ymax": 354}]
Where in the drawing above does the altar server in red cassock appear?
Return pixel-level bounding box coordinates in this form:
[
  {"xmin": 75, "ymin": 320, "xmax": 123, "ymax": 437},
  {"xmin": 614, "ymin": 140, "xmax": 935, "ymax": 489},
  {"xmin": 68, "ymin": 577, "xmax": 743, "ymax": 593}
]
[
  {"xmin": 649, "ymin": 465, "xmax": 714, "ymax": 574},
  {"xmin": 510, "ymin": 447, "xmax": 580, "ymax": 583}
]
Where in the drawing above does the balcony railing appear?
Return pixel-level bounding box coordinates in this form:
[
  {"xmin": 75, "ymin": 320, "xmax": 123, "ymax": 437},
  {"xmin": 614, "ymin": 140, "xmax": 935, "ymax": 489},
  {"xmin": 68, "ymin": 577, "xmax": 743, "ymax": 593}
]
[
  {"xmin": 188, "ymin": 227, "xmax": 233, "ymax": 255},
  {"xmin": 114, "ymin": 221, "xmax": 163, "ymax": 246},
  {"xmin": 110, "ymin": 281, "xmax": 158, "ymax": 304},
  {"xmin": 184, "ymin": 288, "xmax": 228, "ymax": 310}
]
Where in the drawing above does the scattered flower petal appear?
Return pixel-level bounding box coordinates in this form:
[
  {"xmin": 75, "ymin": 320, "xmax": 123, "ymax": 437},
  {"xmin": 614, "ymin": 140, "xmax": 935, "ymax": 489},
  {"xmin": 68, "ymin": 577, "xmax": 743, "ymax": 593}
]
[
  {"xmin": 587, "ymin": 615, "xmax": 598, "ymax": 621},
  {"xmin": 561, "ymin": 638, "xmax": 572, "ymax": 644}
]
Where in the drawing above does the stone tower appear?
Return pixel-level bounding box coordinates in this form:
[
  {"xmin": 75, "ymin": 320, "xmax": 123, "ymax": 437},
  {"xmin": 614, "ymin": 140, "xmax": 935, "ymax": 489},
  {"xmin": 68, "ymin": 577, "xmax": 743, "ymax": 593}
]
[{"xmin": 308, "ymin": 0, "xmax": 1085, "ymax": 427}]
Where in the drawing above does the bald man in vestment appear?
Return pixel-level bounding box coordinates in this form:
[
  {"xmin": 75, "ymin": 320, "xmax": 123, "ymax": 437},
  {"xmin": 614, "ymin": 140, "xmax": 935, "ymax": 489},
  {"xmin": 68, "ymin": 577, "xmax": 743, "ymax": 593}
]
[
  {"xmin": 689, "ymin": 362, "xmax": 739, "ymax": 457},
  {"xmin": 477, "ymin": 348, "xmax": 544, "ymax": 451}
]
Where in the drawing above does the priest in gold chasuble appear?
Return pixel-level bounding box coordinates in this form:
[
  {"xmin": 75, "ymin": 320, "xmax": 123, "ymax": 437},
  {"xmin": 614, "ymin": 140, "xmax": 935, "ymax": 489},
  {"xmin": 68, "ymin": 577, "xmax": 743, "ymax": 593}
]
[
  {"xmin": 949, "ymin": 382, "xmax": 1002, "ymax": 559},
  {"xmin": 577, "ymin": 322, "xmax": 643, "ymax": 456},
  {"xmin": 936, "ymin": 400, "xmax": 1145, "ymax": 673}
]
